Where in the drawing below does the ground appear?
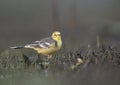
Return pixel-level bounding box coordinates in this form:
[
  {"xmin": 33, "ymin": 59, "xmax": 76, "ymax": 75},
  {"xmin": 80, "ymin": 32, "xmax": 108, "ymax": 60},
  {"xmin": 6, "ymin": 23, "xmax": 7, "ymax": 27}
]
[{"xmin": 0, "ymin": 42, "xmax": 120, "ymax": 85}]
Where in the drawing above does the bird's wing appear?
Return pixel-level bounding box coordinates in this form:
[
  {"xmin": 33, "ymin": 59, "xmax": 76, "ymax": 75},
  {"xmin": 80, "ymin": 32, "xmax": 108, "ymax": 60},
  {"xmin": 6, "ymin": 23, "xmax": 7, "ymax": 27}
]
[{"xmin": 33, "ymin": 37, "xmax": 56, "ymax": 49}]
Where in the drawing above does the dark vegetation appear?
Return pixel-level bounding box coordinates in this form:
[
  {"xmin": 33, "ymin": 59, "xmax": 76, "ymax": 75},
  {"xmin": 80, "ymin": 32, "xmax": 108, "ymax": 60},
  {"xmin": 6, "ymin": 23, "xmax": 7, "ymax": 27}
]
[{"xmin": 0, "ymin": 38, "xmax": 120, "ymax": 85}]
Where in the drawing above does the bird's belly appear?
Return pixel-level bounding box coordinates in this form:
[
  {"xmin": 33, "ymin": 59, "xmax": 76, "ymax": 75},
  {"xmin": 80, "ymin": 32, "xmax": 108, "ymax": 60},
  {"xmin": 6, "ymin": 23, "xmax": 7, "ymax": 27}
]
[{"xmin": 33, "ymin": 47, "xmax": 60, "ymax": 56}]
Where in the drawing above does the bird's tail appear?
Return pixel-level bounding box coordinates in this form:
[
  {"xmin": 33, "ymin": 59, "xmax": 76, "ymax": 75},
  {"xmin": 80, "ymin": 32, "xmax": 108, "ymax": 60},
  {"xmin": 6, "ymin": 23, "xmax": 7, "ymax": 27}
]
[
  {"xmin": 10, "ymin": 46, "xmax": 24, "ymax": 49},
  {"xmin": 10, "ymin": 44, "xmax": 35, "ymax": 49}
]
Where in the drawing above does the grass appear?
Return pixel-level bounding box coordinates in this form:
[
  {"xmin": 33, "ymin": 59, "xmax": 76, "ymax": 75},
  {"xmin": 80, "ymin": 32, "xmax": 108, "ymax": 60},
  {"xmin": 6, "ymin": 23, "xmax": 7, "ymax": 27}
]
[{"xmin": 0, "ymin": 38, "xmax": 120, "ymax": 85}]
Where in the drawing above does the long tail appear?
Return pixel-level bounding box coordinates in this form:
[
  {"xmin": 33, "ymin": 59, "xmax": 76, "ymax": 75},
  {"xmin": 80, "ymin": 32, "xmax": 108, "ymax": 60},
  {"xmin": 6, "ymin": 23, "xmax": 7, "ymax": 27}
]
[
  {"xmin": 10, "ymin": 46, "xmax": 24, "ymax": 49},
  {"xmin": 10, "ymin": 44, "xmax": 35, "ymax": 49}
]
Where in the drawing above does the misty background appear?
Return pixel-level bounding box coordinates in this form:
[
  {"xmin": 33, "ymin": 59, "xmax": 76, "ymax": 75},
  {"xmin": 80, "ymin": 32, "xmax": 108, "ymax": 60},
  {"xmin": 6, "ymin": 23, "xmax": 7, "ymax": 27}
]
[{"xmin": 0, "ymin": 0, "xmax": 120, "ymax": 51}]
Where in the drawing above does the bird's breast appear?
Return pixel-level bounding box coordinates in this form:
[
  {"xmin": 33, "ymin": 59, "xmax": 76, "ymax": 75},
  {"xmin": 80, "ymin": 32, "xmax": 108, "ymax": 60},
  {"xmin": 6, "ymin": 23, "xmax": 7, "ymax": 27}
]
[{"xmin": 57, "ymin": 40, "xmax": 62, "ymax": 49}]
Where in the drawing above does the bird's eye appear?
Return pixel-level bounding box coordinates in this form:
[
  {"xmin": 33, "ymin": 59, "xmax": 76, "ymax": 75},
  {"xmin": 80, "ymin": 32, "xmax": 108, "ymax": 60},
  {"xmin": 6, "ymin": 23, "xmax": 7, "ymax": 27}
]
[{"xmin": 54, "ymin": 34, "xmax": 57, "ymax": 36}]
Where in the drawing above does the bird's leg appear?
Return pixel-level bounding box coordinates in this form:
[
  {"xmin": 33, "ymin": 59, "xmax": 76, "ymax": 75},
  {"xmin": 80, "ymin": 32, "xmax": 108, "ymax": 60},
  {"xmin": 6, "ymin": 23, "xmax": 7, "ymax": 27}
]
[
  {"xmin": 37, "ymin": 54, "xmax": 49, "ymax": 70},
  {"xmin": 37, "ymin": 54, "xmax": 45, "ymax": 69},
  {"xmin": 40, "ymin": 55, "xmax": 52, "ymax": 69}
]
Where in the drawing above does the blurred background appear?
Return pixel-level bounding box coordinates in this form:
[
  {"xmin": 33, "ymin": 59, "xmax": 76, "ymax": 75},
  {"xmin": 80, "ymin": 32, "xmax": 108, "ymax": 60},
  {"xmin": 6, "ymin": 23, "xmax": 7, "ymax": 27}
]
[
  {"xmin": 0, "ymin": 0, "xmax": 120, "ymax": 51},
  {"xmin": 0, "ymin": 0, "xmax": 120, "ymax": 85}
]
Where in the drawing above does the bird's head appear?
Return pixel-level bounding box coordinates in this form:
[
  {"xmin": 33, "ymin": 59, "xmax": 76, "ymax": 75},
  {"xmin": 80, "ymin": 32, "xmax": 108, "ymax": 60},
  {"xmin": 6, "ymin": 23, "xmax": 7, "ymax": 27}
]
[{"xmin": 51, "ymin": 31, "xmax": 61, "ymax": 41}]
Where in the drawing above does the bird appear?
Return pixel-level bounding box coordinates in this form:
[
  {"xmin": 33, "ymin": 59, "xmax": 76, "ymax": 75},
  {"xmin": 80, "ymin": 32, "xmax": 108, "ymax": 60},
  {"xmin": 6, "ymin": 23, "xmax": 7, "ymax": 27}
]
[{"xmin": 10, "ymin": 31, "xmax": 62, "ymax": 59}]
